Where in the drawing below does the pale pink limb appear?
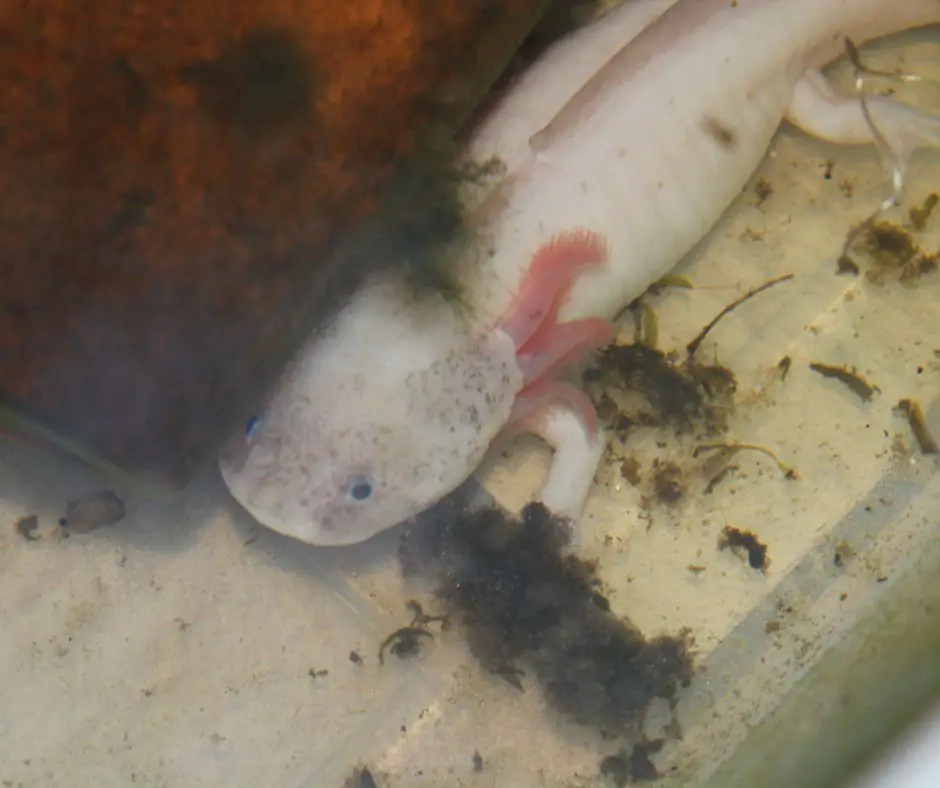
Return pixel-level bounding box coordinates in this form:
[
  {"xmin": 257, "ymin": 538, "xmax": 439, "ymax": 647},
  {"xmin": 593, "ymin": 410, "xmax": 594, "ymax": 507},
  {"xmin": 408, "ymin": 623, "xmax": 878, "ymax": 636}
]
[
  {"xmin": 493, "ymin": 228, "xmax": 614, "ymax": 529},
  {"xmin": 496, "ymin": 227, "xmax": 614, "ymax": 393},
  {"xmin": 501, "ymin": 380, "xmax": 606, "ymax": 525},
  {"xmin": 515, "ymin": 318, "xmax": 613, "ymax": 389},
  {"xmin": 504, "ymin": 380, "xmax": 600, "ymax": 444},
  {"xmin": 497, "ymin": 228, "xmax": 609, "ymax": 351}
]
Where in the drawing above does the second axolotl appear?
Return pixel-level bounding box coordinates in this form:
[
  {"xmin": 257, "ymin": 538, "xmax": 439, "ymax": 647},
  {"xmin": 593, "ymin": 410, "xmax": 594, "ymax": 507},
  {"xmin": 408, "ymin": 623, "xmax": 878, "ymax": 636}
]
[{"xmin": 219, "ymin": 0, "xmax": 940, "ymax": 546}]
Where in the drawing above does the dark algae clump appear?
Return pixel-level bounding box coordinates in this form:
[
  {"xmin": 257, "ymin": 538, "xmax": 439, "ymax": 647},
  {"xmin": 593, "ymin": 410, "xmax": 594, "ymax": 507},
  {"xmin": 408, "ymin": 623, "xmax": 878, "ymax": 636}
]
[
  {"xmin": 400, "ymin": 502, "xmax": 694, "ymax": 735},
  {"xmin": 719, "ymin": 526, "xmax": 769, "ymax": 572},
  {"xmin": 600, "ymin": 738, "xmax": 665, "ymax": 785},
  {"xmin": 584, "ymin": 343, "xmax": 736, "ymax": 438},
  {"xmin": 840, "ymin": 218, "xmax": 939, "ymax": 284}
]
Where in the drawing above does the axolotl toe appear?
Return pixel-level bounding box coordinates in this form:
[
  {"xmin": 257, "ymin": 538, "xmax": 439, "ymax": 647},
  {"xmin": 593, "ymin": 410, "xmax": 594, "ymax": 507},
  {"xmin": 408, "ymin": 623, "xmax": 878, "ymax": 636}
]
[{"xmin": 221, "ymin": 0, "xmax": 940, "ymax": 546}]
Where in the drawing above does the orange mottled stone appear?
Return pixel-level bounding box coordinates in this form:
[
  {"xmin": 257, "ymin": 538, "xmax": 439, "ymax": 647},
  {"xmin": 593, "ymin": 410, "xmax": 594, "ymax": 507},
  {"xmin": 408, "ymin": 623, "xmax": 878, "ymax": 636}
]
[{"xmin": 0, "ymin": 0, "xmax": 549, "ymax": 489}]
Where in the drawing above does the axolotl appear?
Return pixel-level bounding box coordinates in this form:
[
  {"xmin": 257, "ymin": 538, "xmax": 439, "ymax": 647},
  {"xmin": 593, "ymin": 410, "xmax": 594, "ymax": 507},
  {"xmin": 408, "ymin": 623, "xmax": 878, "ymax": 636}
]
[{"xmin": 219, "ymin": 0, "xmax": 940, "ymax": 546}]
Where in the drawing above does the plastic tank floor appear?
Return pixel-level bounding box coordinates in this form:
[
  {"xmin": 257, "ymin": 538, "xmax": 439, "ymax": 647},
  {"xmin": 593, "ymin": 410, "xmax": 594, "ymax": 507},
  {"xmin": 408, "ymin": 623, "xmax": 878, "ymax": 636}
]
[{"xmin": 2, "ymin": 27, "xmax": 940, "ymax": 788}]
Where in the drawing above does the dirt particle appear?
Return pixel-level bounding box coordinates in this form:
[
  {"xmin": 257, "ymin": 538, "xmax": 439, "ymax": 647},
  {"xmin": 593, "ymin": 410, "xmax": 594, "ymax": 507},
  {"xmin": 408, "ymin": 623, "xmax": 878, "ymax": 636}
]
[
  {"xmin": 909, "ymin": 193, "xmax": 938, "ymax": 231},
  {"xmin": 848, "ymin": 221, "xmax": 939, "ymax": 285},
  {"xmin": 14, "ymin": 514, "xmax": 39, "ymax": 541},
  {"xmin": 809, "ymin": 362, "xmax": 878, "ymax": 402},
  {"xmin": 895, "ymin": 398, "xmax": 940, "ymax": 454},
  {"xmin": 378, "ymin": 626, "xmax": 432, "ymax": 665},
  {"xmin": 754, "ymin": 177, "xmax": 773, "ymax": 206},
  {"xmin": 718, "ymin": 526, "xmax": 768, "ymax": 571},
  {"xmin": 600, "ymin": 739, "xmax": 664, "ymax": 785},
  {"xmin": 866, "ymin": 222, "xmax": 918, "ymax": 264},
  {"xmin": 619, "ymin": 456, "xmax": 642, "ymax": 486},
  {"xmin": 833, "ymin": 540, "xmax": 856, "ymax": 568},
  {"xmin": 652, "ymin": 460, "xmax": 684, "ymax": 504},
  {"xmin": 61, "ymin": 491, "xmax": 125, "ymax": 534},
  {"xmin": 377, "ymin": 601, "xmax": 448, "ymax": 666},
  {"xmin": 703, "ymin": 460, "xmax": 738, "ymax": 493},
  {"xmin": 836, "ymin": 255, "xmax": 860, "ymax": 276}
]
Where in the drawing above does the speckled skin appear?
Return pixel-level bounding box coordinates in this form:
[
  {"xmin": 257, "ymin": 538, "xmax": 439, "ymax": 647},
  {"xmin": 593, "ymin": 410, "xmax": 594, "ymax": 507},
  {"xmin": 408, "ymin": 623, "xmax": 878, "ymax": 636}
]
[
  {"xmin": 220, "ymin": 0, "xmax": 940, "ymax": 546},
  {"xmin": 219, "ymin": 275, "xmax": 522, "ymax": 545}
]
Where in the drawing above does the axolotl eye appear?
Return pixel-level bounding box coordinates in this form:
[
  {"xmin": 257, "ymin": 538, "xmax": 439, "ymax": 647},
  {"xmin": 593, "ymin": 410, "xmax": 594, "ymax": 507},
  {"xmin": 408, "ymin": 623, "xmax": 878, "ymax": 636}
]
[
  {"xmin": 346, "ymin": 476, "xmax": 374, "ymax": 503},
  {"xmin": 244, "ymin": 415, "xmax": 262, "ymax": 439}
]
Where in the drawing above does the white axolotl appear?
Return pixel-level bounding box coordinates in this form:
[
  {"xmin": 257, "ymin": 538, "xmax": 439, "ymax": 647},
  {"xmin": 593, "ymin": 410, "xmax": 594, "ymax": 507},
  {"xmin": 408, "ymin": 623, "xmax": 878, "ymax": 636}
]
[{"xmin": 219, "ymin": 0, "xmax": 940, "ymax": 546}]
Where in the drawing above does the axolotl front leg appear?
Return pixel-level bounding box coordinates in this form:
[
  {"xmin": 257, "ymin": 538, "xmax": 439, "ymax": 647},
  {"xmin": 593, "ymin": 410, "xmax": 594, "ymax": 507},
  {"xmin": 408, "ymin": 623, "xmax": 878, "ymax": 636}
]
[{"xmin": 492, "ymin": 228, "xmax": 615, "ymax": 522}]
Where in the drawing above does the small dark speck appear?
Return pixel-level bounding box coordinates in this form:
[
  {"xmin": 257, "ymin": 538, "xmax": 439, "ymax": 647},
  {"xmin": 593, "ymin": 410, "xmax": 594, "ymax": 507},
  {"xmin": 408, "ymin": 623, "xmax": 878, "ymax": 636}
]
[
  {"xmin": 652, "ymin": 461, "xmax": 684, "ymax": 504},
  {"xmin": 754, "ymin": 177, "xmax": 774, "ymax": 206},
  {"xmin": 701, "ymin": 115, "xmax": 738, "ymax": 150},
  {"xmin": 15, "ymin": 514, "xmax": 39, "ymax": 541},
  {"xmin": 472, "ymin": 750, "xmax": 484, "ymax": 772},
  {"xmin": 349, "ymin": 650, "xmax": 363, "ymax": 665}
]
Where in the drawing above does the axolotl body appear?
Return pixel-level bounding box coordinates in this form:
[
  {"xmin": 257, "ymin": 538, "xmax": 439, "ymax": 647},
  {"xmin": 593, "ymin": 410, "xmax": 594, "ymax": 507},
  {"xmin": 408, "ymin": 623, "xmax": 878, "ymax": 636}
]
[{"xmin": 220, "ymin": 0, "xmax": 940, "ymax": 546}]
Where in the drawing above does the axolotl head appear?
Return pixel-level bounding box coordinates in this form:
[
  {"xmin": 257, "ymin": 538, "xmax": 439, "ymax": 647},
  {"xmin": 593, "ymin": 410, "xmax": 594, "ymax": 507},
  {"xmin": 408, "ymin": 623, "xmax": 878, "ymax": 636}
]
[{"xmin": 218, "ymin": 276, "xmax": 522, "ymax": 546}]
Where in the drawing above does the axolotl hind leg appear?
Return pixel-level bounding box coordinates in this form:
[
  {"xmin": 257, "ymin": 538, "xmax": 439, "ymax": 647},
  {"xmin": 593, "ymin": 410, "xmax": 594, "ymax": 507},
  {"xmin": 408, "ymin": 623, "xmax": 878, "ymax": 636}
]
[{"xmin": 496, "ymin": 228, "xmax": 614, "ymax": 527}]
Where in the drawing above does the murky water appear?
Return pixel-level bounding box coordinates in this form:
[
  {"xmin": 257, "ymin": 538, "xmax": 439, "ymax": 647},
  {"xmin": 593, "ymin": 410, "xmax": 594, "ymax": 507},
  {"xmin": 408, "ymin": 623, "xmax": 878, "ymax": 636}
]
[{"xmin": 2, "ymin": 14, "xmax": 940, "ymax": 788}]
